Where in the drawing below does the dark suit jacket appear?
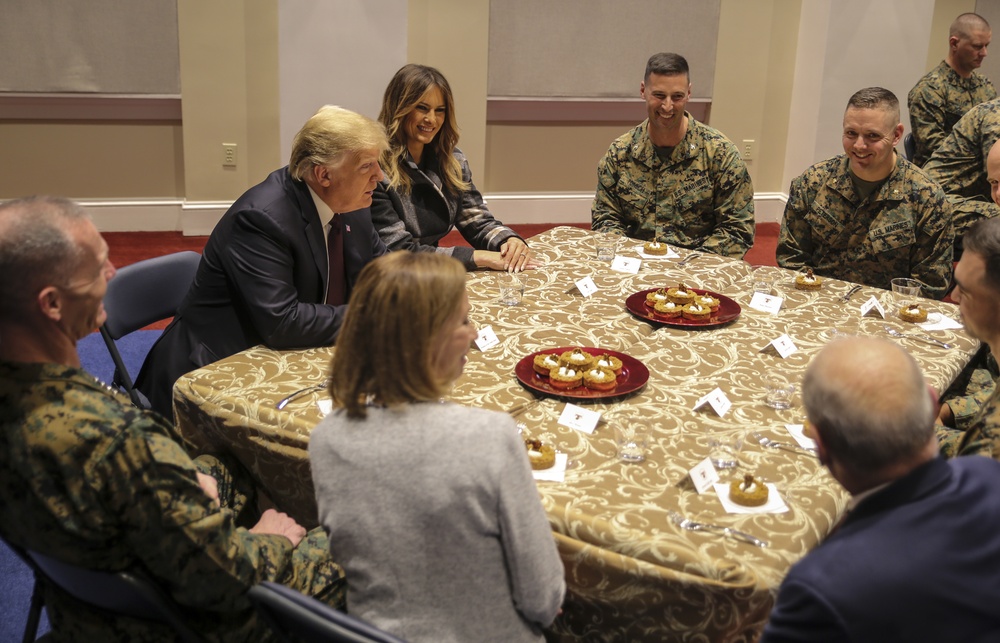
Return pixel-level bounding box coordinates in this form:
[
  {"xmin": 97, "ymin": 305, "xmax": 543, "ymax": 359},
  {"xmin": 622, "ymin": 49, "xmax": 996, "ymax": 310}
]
[
  {"xmin": 135, "ymin": 167, "xmax": 386, "ymax": 419},
  {"xmin": 761, "ymin": 456, "xmax": 1000, "ymax": 643}
]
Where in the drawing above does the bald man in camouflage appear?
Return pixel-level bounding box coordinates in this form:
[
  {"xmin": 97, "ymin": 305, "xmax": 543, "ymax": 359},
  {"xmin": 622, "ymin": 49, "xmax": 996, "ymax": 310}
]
[{"xmin": 0, "ymin": 196, "xmax": 344, "ymax": 642}]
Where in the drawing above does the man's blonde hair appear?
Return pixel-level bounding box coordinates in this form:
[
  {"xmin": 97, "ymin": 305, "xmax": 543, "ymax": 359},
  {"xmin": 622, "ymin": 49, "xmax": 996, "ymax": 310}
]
[{"xmin": 289, "ymin": 105, "xmax": 389, "ymax": 181}]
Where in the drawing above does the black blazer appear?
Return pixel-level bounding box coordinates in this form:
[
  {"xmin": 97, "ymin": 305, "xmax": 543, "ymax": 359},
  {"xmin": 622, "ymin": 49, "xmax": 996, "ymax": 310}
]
[{"xmin": 136, "ymin": 167, "xmax": 386, "ymax": 419}]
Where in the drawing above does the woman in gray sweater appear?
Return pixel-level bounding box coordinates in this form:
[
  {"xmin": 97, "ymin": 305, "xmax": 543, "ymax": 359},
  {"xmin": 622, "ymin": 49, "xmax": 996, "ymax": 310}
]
[
  {"xmin": 309, "ymin": 252, "xmax": 565, "ymax": 642},
  {"xmin": 372, "ymin": 64, "xmax": 537, "ymax": 273}
]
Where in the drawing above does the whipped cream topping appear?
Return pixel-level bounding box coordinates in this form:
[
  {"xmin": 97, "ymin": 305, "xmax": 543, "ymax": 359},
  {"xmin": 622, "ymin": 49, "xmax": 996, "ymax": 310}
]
[{"xmin": 557, "ymin": 366, "xmax": 579, "ymax": 377}]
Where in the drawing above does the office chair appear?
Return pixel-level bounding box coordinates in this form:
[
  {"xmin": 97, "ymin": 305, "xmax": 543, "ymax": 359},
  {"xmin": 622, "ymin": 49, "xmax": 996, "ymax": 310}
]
[
  {"xmin": 3, "ymin": 536, "xmax": 204, "ymax": 643},
  {"xmin": 903, "ymin": 132, "xmax": 916, "ymax": 162},
  {"xmin": 248, "ymin": 581, "xmax": 409, "ymax": 643},
  {"xmin": 99, "ymin": 250, "xmax": 201, "ymax": 407}
]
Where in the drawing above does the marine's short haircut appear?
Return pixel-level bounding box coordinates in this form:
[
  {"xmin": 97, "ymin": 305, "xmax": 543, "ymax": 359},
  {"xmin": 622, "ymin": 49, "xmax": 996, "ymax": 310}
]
[{"xmin": 644, "ymin": 52, "xmax": 690, "ymax": 83}]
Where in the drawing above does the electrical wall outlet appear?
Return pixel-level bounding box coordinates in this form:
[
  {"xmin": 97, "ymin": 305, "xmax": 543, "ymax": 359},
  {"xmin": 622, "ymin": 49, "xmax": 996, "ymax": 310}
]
[
  {"xmin": 741, "ymin": 139, "xmax": 755, "ymax": 161},
  {"xmin": 222, "ymin": 143, "xmax": 237, "ymax": 168}
]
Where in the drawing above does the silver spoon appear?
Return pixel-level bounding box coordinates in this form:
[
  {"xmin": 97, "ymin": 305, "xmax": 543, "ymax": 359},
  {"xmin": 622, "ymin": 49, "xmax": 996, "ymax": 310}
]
[
  {"xmin": 883, "ymin": 325, "xmax": 953, "ymax": 349},
  {"xmin": 751, "ymin": 431, "xmax": 817, "ymax": 455},
  {"xmin": 275, "ymin": 379, "xmax": 330, "ymax": 410},
  {"xmin": 668, "ymin": 511, "xmax": 768, "ymax": 547}
]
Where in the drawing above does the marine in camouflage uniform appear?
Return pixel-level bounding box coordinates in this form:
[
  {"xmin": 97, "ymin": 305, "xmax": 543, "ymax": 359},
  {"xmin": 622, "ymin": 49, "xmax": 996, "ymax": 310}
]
[
  {"xmin": 0, "ymin": 361, "xmax": 345, "ymax": 642},
  {"xmin": 591, "ymin": 116, "xmax": 755, "ymax": 259},
  {"xmin": 777, "ymin": 154, "xmax": 954, "ymax": 299},
  {"xmin": 907, "ymin": 60, "xmax": 996, "ymax": 167},
  {"xmin": 937, "ymin": 348, "xmax": 999, "ymax": 455},
  {"xmin": 923, "ymin": 98, "xmax": 1000, "ymax": 239},
  {"xmin": 937, "ymin": 373, "xmax": 1000, "ymax": 459}
]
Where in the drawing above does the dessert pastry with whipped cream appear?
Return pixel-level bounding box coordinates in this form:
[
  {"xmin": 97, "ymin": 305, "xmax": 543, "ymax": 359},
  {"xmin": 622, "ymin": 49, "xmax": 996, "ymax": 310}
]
[
  {"xmin": 667, "ymin": 284, "xmax": 696, "ymax": 305},
  {"xmin": 643, "ymin": 241, "xmax": 668, "ymax": 256},
  {"xmin": 583, "ymin": 366, "xmax": 617, "ymax": 391},
  {"xmin": 560, "ymin": 348, "xmax": 596, "ymax": 370},
  {"xmin": 653, "ymin": 300, "xmax": 683, "ymax": 318},
  {"xmin": 595, "ymin": 353, "xmax": 623, "ymax": 375},
  {"xmin": 682, "ymin": 302, "xmax": 712, "ymax": 320},
  {"xmin": 533, "ymin": 352, "xmax": 562, "ymax": 375},
  {"xmin": 695, "ymin": 294, "xmax": 720, "ymax": 312},
  {"xmin": 646, "ymin": 288, "xmax": 670, "ymax": 306},
  {"xmin": 899, "ymin": 304, "xmax": 928, "ymax": 323},
  {"xmin": 794, "ymin": 268, "xmax": 823, "ymax": 291},
  {"xmin": 730, "ymin": 474, "xmax": 769, "ymax": 507},
  {"xmin": 524, "ymin": 437, "xmax": 555, "ymax": 470},
  {"xmin": 548, "ymin": 364, "xmax": 584, "ymax": 389}
]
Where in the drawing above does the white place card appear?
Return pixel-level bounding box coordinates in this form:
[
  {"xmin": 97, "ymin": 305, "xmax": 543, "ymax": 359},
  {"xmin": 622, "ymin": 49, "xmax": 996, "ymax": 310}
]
[
  {"xmin": 558, "ymin": 403, "xmax": 601, "ymax": 434},
  {"xmin": 611, "ymin": 255, "xmax": 642, "ymax": 274},
  {"xmin": 575, "ymin": 276, "xmax": 599, "ymax": 298},
  {"xmin": 749, "ymin": 292, "xmax": 783, "ymax": 314},
  {"xmin": 770, "ymin": 334, "xmax": 798, "ymax": 358},
  {"xmin": 474, "ymin": 325, "xmax": 500, "ymax": 351},
  {"xmin": 317, "ymin": 398, "xmax": 333, "ymax": 416},
  {"xmin": 533, "ymin": 452, "xmax": 568, "ymax": 482},
  {"xmin": 689, "ymin": 457, "xmax": 721, "ymax": 494},
  {"xmin": 694, "ymin": 387, "xmax": 732, "ymax": 417},
  {"xmin": 860, "ymin": 295, "xmax": 886, "ymax": 318}
]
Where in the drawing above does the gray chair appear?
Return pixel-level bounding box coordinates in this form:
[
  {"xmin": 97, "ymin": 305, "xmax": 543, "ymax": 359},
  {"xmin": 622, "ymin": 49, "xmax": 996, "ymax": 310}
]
[
  {"xmin": 99, "ymin": 250, "xmax": 201, "ymax": 407},
  {"xmin": 3, "ymin": 536, "xmax": 203, "ymax": 642},
  {"xmin": 248, "ymin": 581, "xmax": 409, "ymax": 643},
  {"xmin": 903, "ymin": 132, "xmax": 916, "ymax": 162}
]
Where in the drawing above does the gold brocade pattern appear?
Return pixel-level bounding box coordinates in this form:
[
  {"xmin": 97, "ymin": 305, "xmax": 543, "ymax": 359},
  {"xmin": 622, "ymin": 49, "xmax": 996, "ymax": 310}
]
[{"xmin": 173, "ymin": 226, "xmax": 979, "ymax": 642}]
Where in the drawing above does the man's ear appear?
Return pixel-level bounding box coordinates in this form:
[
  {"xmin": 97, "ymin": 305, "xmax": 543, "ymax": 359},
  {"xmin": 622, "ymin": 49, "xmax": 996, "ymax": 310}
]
[
  {"xmin": 949, "ymin": 35, "xmax": 960, "ymax": 51},
  {"xmin": 811, "ymin": 420, "xmax": 831, "ymax": 468},
  {"xmin": 36, "ymin": 286, "xmax": 63, "ymax": 322}
]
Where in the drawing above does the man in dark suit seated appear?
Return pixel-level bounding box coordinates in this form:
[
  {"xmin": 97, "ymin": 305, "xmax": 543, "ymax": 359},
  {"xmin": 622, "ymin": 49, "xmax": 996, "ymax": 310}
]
[
  {"xmin": 136, "ymin": 105, "xmax": 389, "ymax": 419},
  {"xmin": 760, "ymin": 336, "xmax": 1000, "ymax": 643},
  {"xmin": 0, "ymin": 196, "xmax": 344, "ymax": 641}
]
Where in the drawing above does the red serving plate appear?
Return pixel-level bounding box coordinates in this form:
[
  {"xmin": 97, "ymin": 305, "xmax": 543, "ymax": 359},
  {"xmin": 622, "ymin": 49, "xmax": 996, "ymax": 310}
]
[
  {"xmin": 515, "ymin": 347, "xmax": 649, "ymax": 399},
  {"xmin": 625, "ymin": 288, "xmax": 741, "ymax": 328}
]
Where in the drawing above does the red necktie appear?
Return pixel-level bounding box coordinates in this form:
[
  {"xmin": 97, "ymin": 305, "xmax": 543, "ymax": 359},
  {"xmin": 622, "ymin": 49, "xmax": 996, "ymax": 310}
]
[{"xmin": 326, "ymin": 216, "xmax": 346, "ymax": 306}]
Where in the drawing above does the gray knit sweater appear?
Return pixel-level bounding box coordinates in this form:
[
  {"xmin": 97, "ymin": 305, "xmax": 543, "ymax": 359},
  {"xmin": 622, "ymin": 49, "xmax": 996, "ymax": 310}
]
[{"xmin": 309, "ymin": 401, "xmax": 565, "ymax": 642}]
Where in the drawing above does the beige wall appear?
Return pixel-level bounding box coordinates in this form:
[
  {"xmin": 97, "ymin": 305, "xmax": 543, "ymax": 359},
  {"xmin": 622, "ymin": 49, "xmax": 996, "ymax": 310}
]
[{"xmin": 0, "ymin": 0, "xmax": 983, "ymax": 214}]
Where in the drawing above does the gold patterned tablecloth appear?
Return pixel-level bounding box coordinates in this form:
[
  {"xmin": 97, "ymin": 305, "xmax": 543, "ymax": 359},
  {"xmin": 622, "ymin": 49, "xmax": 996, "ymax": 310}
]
[{"xmin": 174, "ymin": 226, "xmax": 979, "ymax": 642}]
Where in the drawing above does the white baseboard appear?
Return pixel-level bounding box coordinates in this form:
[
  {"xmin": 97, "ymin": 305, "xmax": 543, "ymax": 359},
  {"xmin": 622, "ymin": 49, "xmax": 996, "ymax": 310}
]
[{"xmin": 80, "ymin": 192, "xmax": 788, "ymax": 234}]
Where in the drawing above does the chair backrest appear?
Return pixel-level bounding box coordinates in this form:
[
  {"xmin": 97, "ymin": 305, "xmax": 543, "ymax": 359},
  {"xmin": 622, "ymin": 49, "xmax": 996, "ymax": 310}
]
[
  {"xmin": 903, "ymin": 132, "xmax": 916, "ymax": 162},
  {"xmin": 4, "ymin": 537, "xmax": 204, "ymax": 643},
  {"xmin": 248, "ymin": 582, "xmax": 409, "ymax": 643},
  {"xmin": 99, "ymin": 250, "xmax": 201, "ymax": 407}
]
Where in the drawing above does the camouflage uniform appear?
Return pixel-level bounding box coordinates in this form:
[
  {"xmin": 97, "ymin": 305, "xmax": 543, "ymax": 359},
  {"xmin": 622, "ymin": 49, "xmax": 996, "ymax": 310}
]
[
  {"xmin": 937, "ymin": 348, "xmax": 999, "ymax": 457},
  {"xmin": 777, "ymin": 154, "xmax": 954, "ymax": 300},
  {"xmin": 937, "ymin": 373, "xmax": 1000, "ymax": 459},
  {"xmin": 0, "ymin": 361, "xmax": 345, "ymax": 642},
  {"xmin": 907, "ymin": 61, "xmax": 996, "ymax": 167},
  {"xmin": 591, "ymin": 115, "xmax": 755, "ymax": 258},
  {"xmin": 923, "ymin": 98, "xmax": 1000, "ymax": 239}
]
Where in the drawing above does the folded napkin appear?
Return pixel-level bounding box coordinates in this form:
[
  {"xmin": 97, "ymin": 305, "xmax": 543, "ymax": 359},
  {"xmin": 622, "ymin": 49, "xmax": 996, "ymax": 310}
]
[{"xmin": 533, "ymin": 452, "xmax": 568, "ymax": 482}]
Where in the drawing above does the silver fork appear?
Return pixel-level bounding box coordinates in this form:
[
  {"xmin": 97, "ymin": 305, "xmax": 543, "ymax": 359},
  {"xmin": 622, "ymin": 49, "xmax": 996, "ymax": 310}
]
[
  {"xmin": 677, "ymin": 253, "xmax": 698, "ymax": 268},
  {"xmin": 275, "ymin": 379, "xmax": 330, "ymax": 410},
  {"xmin": 751, "ymin": 431, "xmax": 817, "ymax": 455},
  {"xmin": 882, "ymin": 325, "xmax": 953, "ymax": 349},
  {"xmin": 668, "ymin": 511, "xmax": 768, "ymax": 547},
  {"xmin": 841, "ymin": 285, "xmax": 863, "ymax": 302}
]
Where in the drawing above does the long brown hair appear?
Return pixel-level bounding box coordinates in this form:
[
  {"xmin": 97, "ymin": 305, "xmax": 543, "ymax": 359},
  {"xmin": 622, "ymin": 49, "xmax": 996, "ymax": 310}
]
[
  {"xmin": 327, "ymin": 252, "xmax": 467, "ymax": 418},
  {"xmin": 377, "ymin": 64, "xmax": 468, "ymax": 195}
]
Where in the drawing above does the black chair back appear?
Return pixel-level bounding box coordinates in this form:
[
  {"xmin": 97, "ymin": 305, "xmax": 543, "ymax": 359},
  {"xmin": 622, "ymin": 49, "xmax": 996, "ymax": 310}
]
[
  {"xmin": 99, "ymin": 250, "xmax": 201, "ymax": 407},
  {"xmin": 248, "ymin": 581, "xmax": 409, "ymax": 643},
  {"xmin": 3, "ymin": 537, "xmax": 203, "ymax": 642}
]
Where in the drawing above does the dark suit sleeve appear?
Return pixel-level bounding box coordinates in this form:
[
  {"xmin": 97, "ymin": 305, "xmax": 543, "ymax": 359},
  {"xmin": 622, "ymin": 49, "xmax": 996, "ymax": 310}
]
[
  {"xmin": 759, "ymin": 578, "xmax": 850, "ymax": 643},
  {"xmin": 220, "ymin": 207, "xmax": 342, "ymax": 349}
]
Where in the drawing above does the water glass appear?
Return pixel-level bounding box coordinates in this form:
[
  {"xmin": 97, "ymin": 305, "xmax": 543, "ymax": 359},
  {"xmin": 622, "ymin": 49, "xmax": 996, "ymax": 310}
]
[
  {"xmin": 709, "ymin": 432, "xmax": 745, "ymax": 469},
  {"xmin": 764, "ymin": 373, "xmax": 796, "ymax": 410},
  {"xmin": 595, "ymin": 231, "xmax": 621, "ymax": 261},
  {"xmin": 890, "ymin": 277, "xmax": 922, "ymax": 308},
  {"xmin": 613, "ymin": 421, "xmax": 650, "ymax": 462},
  {"xmin": 497, "ymin": 272, "xmax": 524, "ymax": 306}
]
